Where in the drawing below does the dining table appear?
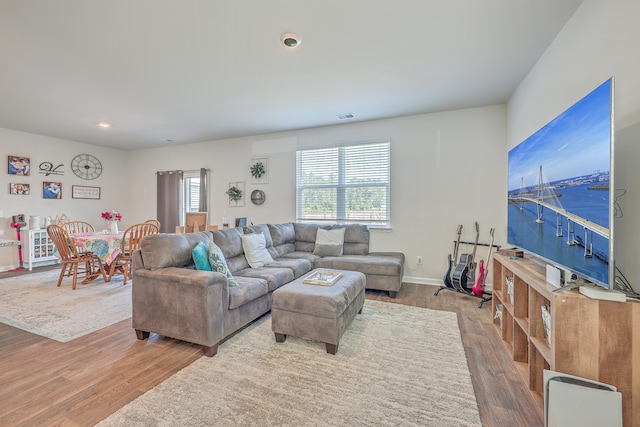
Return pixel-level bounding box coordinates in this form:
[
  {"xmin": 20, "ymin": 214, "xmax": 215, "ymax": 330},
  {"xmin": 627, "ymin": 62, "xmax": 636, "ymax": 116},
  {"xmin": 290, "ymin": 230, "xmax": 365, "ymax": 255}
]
[{"xmin": 71, "ymin": 232, "xmax": 125, "ymax": 281}]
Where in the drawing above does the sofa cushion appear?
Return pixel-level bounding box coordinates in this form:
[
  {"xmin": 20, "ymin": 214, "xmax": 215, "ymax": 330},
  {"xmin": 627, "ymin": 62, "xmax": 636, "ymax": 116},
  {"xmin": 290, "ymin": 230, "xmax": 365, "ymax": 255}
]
[
  {"xmin": 342, "ymin": 225, "xmax": 369, "ymax": 256},
  {"xmin": 141, "ymin": 232, "xmax": 211, "ymax": 270},
  {"xmin": 211, "ymin": 228, "xmax": 250, "ymax": 274},
  {"xmin": 228, "ymin": 277, "xmax": 268, "ymax": 310},
  {"xmin": 268, "ymin": 223, "xmax": 296, "ymax": 246},
  {"xmin": 235, "ymin": 267, "xmax": 294, "ymax": 292},
  {"xmin": 267, "ymin": 257, "xmax": 313, "ymax": 279},
  {"xmin": 243, "ymin": 224, "xmax": 273, "ymax": 247},
  {"xmin": 211, "ymin": 228, "xmax": 245, "ymax": 259},
  {"xmin": 241, "ymin": 233, "xmax": 274, "ymax": 268},
  {"xmin": 293, "ymin": 223, "xmax": 318, "ymax": 244},
  {"xmin": 313, "ymin": 227, "xmax": 345, "ymax": 256},
  {"xmin": 268, "ymin": 223, "xmax": 297, "ymax": 258},
  {"xmin": 208, "ymin": 242, "xmax": 238, "ymax": 287},
  {"xmin": 314, "ymin": 254, "xmax": 403, "ymax": 277},
  {"xmin": 192, "ymin": 241, "xmax": 212, "ymax": 271},
  {"xmin": 292, "ymin": 223, "xmax": 369, "ymax": 255}
]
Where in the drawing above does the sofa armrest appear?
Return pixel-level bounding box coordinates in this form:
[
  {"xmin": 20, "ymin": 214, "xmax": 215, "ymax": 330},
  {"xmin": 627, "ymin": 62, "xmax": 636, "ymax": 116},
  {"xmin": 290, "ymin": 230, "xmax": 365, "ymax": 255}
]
[{"xmin": 132, "ymin": 266, "xmax": 229, "ymax": 352}]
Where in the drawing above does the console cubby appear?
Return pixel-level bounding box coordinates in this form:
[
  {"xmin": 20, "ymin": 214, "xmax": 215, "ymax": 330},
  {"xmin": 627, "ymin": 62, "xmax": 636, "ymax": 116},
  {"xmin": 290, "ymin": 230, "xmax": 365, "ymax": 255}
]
[{"xmin": 491, "ymin": 252, "xmax": 640, "ymax": 424}]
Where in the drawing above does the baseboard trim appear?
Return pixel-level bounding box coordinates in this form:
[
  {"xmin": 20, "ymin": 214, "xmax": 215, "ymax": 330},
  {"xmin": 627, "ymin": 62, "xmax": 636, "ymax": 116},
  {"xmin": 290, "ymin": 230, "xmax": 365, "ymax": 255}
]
[
  {"xmin": 0, "ymin": 264, "xmax": 19, "ymax": 273},
  {"xmin": 402, "ymin": 276, "xmax": 442, "ymax": 286},
  {"xmin": 401, "ymin": 276, "xmax": 493, "ymax": 292}
]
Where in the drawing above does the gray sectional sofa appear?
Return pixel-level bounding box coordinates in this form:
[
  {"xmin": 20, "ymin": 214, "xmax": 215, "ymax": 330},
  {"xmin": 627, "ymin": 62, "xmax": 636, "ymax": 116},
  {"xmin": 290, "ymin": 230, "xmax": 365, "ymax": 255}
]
[{"xmin": 131, "ymin": 222, "xmax": 404, "ymax": 356}]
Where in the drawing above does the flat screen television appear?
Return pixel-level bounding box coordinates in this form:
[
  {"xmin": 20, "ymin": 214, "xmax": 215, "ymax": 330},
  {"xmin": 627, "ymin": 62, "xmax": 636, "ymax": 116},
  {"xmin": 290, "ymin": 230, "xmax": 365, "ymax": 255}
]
[{"xmin": 507, "ymin": 78, "xmax": 614, "ymax": 289}]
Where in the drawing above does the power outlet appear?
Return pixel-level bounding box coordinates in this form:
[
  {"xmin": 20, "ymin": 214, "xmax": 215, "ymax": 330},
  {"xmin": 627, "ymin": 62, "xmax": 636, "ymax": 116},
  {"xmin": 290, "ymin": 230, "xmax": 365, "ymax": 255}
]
[{"xmin": 417, "ymin": 256, "xmax": 423, "ymax": 265}]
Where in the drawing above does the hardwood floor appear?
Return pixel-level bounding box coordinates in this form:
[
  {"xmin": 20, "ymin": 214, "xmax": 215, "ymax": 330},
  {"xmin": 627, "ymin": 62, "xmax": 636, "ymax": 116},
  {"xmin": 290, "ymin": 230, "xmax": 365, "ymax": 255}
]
[{"xmin": 0, "ymin": 276, "xmax": 543, "ymax": 426}]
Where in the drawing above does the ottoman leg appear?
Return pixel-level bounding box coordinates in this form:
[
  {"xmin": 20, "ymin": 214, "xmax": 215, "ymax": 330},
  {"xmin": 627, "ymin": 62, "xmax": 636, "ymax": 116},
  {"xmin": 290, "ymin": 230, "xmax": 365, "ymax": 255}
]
[
  {"xmin": 275, "ymin": 333, "xmax": 287, "ymax": 343},
  {"xmin": 135, "ymin": 329, "xmax": 150, "ymax": 340},
  {"xmin": 202, "ymin": 343, "xmax": 219, "ymax": 357},
  {"xmin": 326, "ymin": 343, "xmax": 338, "ymax": 355}
]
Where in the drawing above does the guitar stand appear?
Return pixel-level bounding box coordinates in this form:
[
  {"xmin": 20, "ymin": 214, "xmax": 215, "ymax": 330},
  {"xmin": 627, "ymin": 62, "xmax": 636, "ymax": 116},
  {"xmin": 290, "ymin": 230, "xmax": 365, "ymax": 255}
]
[
  {"xmin": 434, "ymin": 286, "xmax": 492, "ymax": 308},
  {"xmin": 436, "ymin": 239, "xmax": 500, "ymax": 308}
]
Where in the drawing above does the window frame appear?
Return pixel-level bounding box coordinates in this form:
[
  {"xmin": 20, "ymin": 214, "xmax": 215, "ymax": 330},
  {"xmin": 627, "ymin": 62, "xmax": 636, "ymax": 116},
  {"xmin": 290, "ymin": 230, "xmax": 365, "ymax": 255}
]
[
  {"xmin": 295, "ymin": 140, "xmax": 391, "ymax": 228},
  {"xmin": 179, "ymin": 170, "xmax": 201, "ymax": 225}
]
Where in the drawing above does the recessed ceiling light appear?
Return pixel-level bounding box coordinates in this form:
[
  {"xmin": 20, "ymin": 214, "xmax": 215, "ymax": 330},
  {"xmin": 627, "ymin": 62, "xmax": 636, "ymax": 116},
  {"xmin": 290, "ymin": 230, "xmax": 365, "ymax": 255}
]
[
  {"xmin": 280, "ymin": 33, "xmax": 301, "ymax": 48},
  {"xmin": 97, "ymin": 122, "xmax": 111, "ymax": 128},
  {"xmin": 337, "ymin": 114, "xmax": 354, "ymax": 120}
]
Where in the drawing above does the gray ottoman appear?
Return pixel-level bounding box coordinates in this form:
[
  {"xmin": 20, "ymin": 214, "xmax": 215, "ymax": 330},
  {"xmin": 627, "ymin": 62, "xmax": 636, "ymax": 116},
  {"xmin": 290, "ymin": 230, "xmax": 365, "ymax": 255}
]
[{"xmin": 271, "ymin": 269, "xmax": 365, "ymax": 354}]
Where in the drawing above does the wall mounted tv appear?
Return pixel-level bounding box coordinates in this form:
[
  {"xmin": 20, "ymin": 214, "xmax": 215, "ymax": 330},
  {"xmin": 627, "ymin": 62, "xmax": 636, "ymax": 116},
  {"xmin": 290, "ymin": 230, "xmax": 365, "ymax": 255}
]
[{"xmin": 507, "ymin": 78, "xmax": 614, "ymax": 289}]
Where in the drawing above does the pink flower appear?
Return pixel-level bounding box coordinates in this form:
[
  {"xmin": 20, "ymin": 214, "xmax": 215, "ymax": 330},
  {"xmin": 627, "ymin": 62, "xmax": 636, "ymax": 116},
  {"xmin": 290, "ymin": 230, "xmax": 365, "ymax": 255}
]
[{"xmin": 101, "ymin": 211, "xmax": 122, "ymax": 221}]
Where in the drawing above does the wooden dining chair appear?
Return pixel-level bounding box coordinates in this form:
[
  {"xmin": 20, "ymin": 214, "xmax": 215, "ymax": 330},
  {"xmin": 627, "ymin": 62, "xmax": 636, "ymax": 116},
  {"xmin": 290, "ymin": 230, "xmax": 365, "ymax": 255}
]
[
  {"xmin": 107, "ymin": 222, "xmax": 159, "ymax": 284},
  {"xmin": 60, "ymin": 220, "xmax": 96, "ymax": 269},
  {"xmin": 47, "ymin": 224, "xmax": 107, "ymax": 290},
  {"xmin": 144, "ymin": 219, "xmax": 161, "ymax": 228},
  {"xmin": 61, "ymin": 220, "xmax": 95, "ymax": 234}
]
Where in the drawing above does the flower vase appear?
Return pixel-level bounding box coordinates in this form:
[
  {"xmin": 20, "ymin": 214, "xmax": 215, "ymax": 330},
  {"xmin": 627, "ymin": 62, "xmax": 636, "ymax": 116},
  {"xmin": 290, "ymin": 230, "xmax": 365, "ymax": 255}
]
[{"xmin": 108, "ymin": 221, "xmax": 118, "ymax": 234}]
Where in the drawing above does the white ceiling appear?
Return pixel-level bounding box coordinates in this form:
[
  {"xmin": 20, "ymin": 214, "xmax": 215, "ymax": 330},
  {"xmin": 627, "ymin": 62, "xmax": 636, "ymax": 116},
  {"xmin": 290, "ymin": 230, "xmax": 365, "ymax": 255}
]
[{"xmin": 0, "ymin": 0, "xmax": 583, "ymax": 151}]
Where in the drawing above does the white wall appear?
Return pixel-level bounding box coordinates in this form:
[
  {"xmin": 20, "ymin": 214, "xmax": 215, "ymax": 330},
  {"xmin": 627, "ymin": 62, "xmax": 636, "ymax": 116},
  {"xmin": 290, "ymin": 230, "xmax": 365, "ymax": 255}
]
[
  {"xmin": 507, "ymin": 0, "xmax": 640, "ymax": 291},
  {"xmin": 0, "ymin": 128, "xmax": 129, "ymax": 270},
  {"xmin": 128, "ymin": 105, "xmax": 507, "ymax": 285}
]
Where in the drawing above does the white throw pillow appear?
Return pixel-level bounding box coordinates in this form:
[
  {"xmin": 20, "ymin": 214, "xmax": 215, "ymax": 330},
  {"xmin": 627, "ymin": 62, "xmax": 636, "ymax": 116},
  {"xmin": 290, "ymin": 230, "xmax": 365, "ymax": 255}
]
[
  {"xmin": 241, "ymin": 233, "xmax": 274, "ymax": 268},
  {"xmin": 313, "ymin": 227, "xmax": 346, "ymax": 256}
]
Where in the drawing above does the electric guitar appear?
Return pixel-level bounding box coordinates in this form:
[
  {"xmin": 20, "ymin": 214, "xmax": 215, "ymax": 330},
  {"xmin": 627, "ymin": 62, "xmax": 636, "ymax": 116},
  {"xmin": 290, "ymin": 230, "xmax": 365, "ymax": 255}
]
[
  {"xmin": 443, "ymin": 225, "xmax": 463, "ymax": 288},
  {"xmin": 472, "ymin": 228, "xmax": 495, "ymax": 297},
  {"xmin": 452, "ymin": 222, "xmax": 479, "ymax": 292}
]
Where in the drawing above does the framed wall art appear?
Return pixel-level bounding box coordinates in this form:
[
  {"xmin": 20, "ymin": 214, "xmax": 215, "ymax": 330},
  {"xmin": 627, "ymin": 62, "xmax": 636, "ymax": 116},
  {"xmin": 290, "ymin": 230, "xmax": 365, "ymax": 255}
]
[
  {"xmin": 9, "ymin": 183, "xmax": 30, "ymax": 195},
  {"xmin": 72, "ymin": 185, "xmax": 101, "ymax": 200},
  {"xmin": 250, "ymin": 157, "xmax": 268, "ymax": 184},
  {"xmin": 227, "ymin": 181, "xmax": 245, "ymax": 207},
  {"xmin": 43, "ymin": 181, "xmax": 62, "ymax": 199},
  {"xmin": 8, "ymin": 155, "xmax": 30, "ymax": 176}
]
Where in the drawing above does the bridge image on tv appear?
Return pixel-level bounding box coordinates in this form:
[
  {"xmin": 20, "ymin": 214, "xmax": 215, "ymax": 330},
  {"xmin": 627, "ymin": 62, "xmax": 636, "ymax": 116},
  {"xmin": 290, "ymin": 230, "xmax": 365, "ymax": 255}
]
[
  {"xmin": 509, "ymin": 165, "xmax": 609, "ymax": 258},
  {"xmin": 507, "ymin": 79, "xmax": 612, "ymax": 286}
]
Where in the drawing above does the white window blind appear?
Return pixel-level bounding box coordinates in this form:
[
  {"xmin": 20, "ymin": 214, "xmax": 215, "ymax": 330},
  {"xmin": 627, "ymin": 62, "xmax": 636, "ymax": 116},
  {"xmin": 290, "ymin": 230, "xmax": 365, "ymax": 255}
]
[
  {"xmin": 179, "ymin": 171, "xmax": 200, "ymax": 225},
  {"xmin": 296, "ymin": 141, "xmax": 390, "ymax": 226}
]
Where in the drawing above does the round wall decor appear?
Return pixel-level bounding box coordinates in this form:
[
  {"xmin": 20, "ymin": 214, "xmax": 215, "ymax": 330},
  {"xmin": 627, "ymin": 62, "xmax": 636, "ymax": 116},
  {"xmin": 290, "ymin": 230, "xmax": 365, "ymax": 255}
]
[
  {"xmin": 251, "ymin": 189, "xmax": 266, "ymax": 205},
  {"xmin": 71, "ymin": 154, "xmax": 102, "ymax": 180}
]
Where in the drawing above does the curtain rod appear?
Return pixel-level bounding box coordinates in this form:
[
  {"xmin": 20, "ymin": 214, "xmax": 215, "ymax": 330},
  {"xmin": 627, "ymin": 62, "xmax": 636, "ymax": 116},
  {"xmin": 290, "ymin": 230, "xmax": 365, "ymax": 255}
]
[{"xmin": 156, "ymin": 168, "xmax": 210, "ymax": 175}]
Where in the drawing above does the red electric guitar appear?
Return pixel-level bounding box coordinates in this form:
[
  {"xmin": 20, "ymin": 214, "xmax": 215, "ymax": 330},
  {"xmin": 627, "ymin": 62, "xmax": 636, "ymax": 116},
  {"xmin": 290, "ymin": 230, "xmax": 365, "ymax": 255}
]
[{"xmin": 472, "ymin": 228, "xmax": 495, "ymax": 297}]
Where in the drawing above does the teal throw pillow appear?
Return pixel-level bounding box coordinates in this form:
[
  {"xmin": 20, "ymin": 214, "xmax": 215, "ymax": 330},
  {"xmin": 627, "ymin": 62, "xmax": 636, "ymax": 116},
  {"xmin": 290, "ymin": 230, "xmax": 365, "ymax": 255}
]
[
  {"xmin": 208, "ymin": 241, "xmax": 238, "ymax": 287},
  {"xmin": 192, "ymin": 241, "xmax": 212, "ymax": 271}
]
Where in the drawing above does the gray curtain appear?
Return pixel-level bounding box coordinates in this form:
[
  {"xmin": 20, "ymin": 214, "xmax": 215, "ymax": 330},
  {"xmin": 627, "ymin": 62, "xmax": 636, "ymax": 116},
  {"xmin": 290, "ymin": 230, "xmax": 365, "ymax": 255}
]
[
  {"xmin": 157, "ymin": 170, "xmax": 183, "ymax": 233},
  {"xmin": 198, "ymin": 167, "xmax": 208, "ymax": 213}
]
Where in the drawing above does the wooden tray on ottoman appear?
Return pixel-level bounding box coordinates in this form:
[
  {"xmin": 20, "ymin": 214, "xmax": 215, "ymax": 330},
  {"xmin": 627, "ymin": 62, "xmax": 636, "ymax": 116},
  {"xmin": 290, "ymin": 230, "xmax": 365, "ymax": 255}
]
[{"xmin": 302, "ymin": 270, "xmax": 342, "ymax": 286}]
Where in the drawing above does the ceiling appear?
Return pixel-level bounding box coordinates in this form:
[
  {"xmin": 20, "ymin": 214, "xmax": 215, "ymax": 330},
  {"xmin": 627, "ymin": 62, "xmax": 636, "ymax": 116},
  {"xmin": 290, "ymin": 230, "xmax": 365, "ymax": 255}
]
[{"xmin": 0, "ymin": 0, "xmax": 583, "ymax": 151}]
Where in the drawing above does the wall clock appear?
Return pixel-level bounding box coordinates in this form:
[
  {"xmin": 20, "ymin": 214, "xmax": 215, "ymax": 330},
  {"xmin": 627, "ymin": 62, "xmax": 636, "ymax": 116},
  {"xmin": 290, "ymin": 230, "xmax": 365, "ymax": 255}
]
[
  {"xmin": 71, "ymin": 154, "xmax": 103, "ymax": 180},
  {"xmin": 251, "ymin": 189, "xmax": 266, "ymax": 205}
]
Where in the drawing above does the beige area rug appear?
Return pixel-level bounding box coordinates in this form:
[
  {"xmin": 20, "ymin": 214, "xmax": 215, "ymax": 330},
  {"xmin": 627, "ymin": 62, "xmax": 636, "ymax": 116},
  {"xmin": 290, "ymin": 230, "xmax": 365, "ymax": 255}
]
[
  {"xmin": 98, "ymin": 300, "xmax": 481, "ymax": 427},
  {"xmin": 0, "ymin": 269, "xmax": 131, "ymax": 342}
]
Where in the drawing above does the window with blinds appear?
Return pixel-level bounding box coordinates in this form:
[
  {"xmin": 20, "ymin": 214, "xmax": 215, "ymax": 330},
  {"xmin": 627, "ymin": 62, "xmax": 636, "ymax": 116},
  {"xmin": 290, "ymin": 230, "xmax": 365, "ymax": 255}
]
[
  {"xmin": 181, "ymin": 171, "xmax": 200, "ymax": 219},
  {"xmin": 296, "ymin": 141, "xmax": 390, "ymax": 226}
]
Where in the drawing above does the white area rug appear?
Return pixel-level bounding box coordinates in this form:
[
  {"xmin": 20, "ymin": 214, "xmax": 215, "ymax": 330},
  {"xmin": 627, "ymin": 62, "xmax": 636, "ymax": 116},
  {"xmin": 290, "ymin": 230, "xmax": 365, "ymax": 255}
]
[
  {"xmin": 0, "ymin": 269, "xmax": 131, "ymax": 342},
  {"xmin": 98, "ymin": 300, "xmax": 481, "ymax": 426}
]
